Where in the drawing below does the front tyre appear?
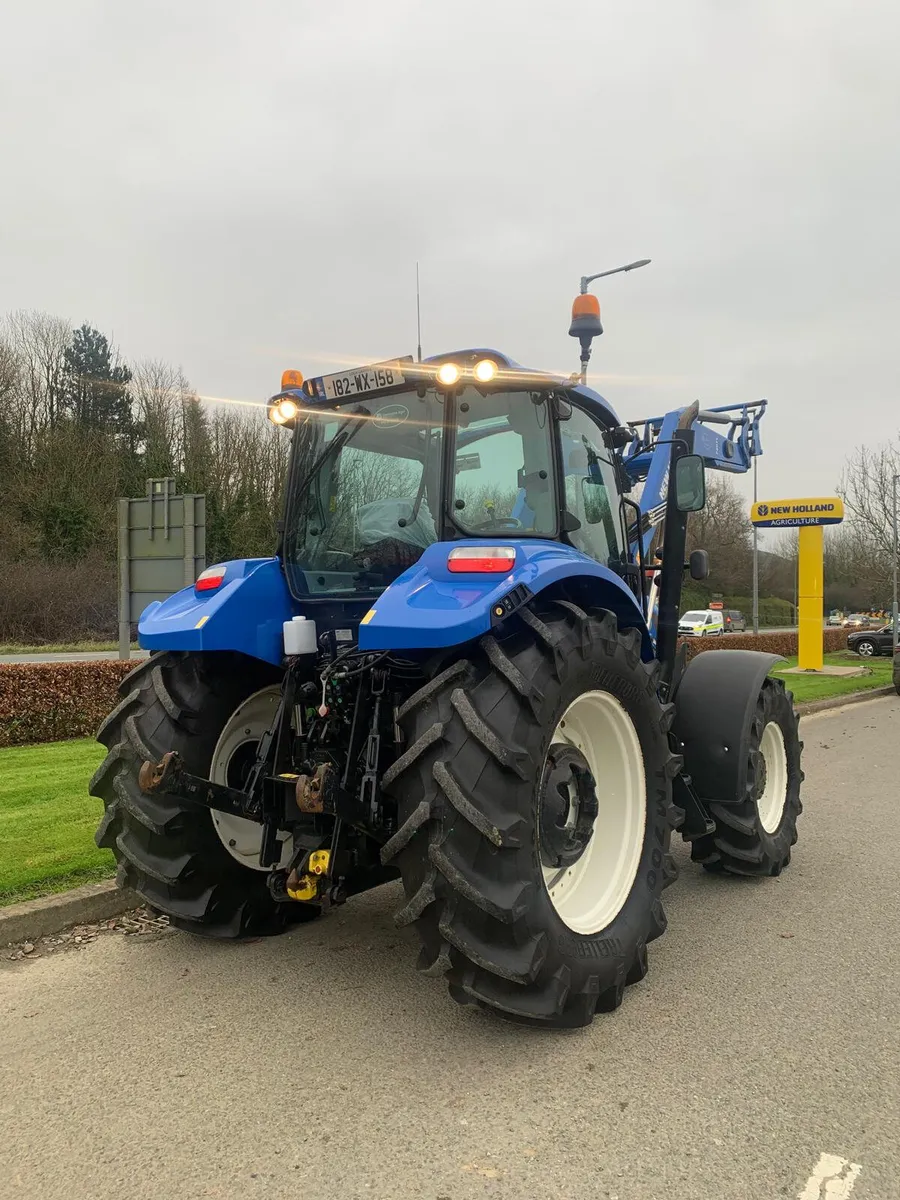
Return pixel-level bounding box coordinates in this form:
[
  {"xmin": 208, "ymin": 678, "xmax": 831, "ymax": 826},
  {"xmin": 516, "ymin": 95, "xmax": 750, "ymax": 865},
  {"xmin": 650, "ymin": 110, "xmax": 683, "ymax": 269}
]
[
  {"xmin": 91, "ymin": 651, "xmax": 317, "ymax": 938},
  {"xmin": 693, "ymin": 677, "xmax": 802, "ymax": 876},
  {"xmin": 383, "ymin": 601, "xmax": 683, "ymax": 1028}
]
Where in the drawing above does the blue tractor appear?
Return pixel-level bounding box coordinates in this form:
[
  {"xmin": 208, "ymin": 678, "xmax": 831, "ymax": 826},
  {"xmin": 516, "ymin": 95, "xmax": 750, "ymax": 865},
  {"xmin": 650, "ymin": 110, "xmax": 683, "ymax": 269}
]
[{"xmin": 92, "ymin": 283, "xmax": 802, "ymax": 1028}]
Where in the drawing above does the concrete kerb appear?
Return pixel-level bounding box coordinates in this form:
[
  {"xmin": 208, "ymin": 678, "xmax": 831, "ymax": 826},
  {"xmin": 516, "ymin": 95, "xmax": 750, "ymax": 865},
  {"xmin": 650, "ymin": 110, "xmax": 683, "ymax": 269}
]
[
  {"xmin": 794, "ymin": 685, "xmax": 897, "ymax": 717},
  {"xmin": 1, "ymin": 690, "xmax": 895, "ymax": 944},
  {"xmin": 1, "ymin": 880, "xmax": 139, "ymax": 946}
]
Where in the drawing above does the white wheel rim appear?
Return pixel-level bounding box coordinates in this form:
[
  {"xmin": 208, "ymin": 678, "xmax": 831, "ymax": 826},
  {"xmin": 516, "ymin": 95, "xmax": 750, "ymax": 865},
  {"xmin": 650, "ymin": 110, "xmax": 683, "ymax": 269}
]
[
  {"xmin": 209, "ymin": 686, "xmax": 292, "ymax": 871},
  {"xmin": 540, "ymin": 690, "xmax": 646, "ymax": 936},
  {"xmin": 858, "ymin": 642, "xmax": 874, "ymax": 657},
  {"xmin": 757, "ymin": 721, "xmax": 788, "ymax": 833}
]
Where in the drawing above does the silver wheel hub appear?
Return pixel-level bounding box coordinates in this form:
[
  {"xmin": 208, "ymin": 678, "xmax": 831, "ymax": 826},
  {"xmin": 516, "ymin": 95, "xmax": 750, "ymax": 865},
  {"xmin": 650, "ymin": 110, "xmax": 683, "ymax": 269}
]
[
  {"xmin": 540, "ymin": 744, "xmax": 598, "ymax": 874},
  {"xmin": 209, "ymin": 687, "xmax": 292, "ymax": 871}
]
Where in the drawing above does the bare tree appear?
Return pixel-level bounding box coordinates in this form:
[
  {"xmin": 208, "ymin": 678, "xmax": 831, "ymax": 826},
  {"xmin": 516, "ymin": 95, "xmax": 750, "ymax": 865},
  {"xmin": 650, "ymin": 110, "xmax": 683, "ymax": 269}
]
[
  {"xmin": 131, "ymin": 359, "xmax": 187, "ymax": 477},
  {"xmin": 203, "ymin": 406, "xmax": 293, "ymax": 559},
  {"xmin": 0, "ymin": 335, "xmax": 18, "ymax": 406},
  {"xmin": 686, "ymin": 475, "xmax": 753, "ymax": 594},
  {"xmin": 0, "ymin": 335, "xmax": 20, "ymax": 492},
  {"xmin": 0, "ymin": 310, "xmax": 71, "ymax": 447},
  {"xmin": 837, "ymin": 437, "xmax": 900, "ymax": 593}
]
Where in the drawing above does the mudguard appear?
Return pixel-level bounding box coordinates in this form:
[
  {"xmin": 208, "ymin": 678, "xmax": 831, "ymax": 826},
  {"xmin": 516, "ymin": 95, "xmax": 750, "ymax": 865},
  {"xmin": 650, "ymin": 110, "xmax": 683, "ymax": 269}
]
[
  {"xmin": 138, "ymin": 558, "xmax": 297, "ymax": 667},
  {"xmin": 357, "ymin": 540, "xmax": 652, "ymax": 657},
  {"xmin": 672, "ymin": 649, "xmax": 783, "ymax": 803}
]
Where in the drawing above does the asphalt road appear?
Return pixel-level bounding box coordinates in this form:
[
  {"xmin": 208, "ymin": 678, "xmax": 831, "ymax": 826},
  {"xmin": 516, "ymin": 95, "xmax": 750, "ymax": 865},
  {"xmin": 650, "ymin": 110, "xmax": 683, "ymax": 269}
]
[{"xmin": 2, "ymin": 696, "xmax": 898, "ymax": 1200}]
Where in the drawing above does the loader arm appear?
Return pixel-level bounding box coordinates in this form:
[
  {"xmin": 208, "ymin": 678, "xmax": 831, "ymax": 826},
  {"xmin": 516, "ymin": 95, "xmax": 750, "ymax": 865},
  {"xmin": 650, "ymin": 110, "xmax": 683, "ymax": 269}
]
[{"xmin": 622, "ymin": 399, "xmax": 766, "ymax": 560}]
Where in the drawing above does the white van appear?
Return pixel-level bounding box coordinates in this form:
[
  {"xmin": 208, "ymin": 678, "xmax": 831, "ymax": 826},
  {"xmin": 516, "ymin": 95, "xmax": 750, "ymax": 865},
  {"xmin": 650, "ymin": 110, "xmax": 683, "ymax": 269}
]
[{"xmin": 678, "ymin": 609, "xmax": 725, "ymax": 637}]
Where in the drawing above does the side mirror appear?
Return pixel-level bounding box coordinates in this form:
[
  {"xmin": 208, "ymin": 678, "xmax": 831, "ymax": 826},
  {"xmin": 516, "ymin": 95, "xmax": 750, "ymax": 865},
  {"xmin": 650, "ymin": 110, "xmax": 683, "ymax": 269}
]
[
  {"xmin": 603, "ymin": 425, "xmax": 634, "ymax": 450},
  {"xmin": 689, "ymin": 549, "xmax": 709, "ymax": 580},
  {"xmin": 674, "ymin": 454, "xmax": 706, "ymax": 512}
]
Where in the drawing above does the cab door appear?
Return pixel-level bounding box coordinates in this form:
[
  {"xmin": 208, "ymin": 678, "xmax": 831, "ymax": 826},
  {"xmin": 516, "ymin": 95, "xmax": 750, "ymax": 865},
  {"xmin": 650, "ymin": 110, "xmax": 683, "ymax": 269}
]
[{"xmin": 558, "ymin": 403, "xmax": 627, "ymax": 571}]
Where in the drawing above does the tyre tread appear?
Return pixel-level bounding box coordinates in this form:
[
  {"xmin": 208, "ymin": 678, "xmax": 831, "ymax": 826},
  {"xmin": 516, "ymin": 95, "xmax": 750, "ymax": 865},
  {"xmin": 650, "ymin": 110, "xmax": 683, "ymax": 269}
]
[
  {"xmin": 92, "ymin": 651, "xmax": 315, "ymax": 938},
  {"xmin": 697, "ymin": 677, "xmax": 802, "ymax": 877},
  {"xmin": 386, "ymin": 602, "xmax": 676, "ymax": 1027}
]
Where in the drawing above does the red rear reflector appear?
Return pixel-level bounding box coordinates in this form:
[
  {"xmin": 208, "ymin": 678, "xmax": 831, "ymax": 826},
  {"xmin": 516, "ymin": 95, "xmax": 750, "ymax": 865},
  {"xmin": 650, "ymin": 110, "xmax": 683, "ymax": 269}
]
[
  {"xmin": 447, "ymin": 546, "xmax": 516, "ymax": 574},
  {"xmin": 196, "ymin": 567, "xmax": 226, "ymax": 591}
]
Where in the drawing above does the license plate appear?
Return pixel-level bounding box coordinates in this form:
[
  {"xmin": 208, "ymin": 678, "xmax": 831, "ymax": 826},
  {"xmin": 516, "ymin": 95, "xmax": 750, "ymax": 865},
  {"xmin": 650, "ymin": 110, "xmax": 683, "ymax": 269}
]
[{"xmin": 321, "ymin": 361, "xmax": 407, "ymax": 401}]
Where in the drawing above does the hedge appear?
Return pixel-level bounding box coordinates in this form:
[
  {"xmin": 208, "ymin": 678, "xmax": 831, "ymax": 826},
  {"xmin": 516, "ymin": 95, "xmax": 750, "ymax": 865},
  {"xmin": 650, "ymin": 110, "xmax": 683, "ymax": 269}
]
[
  {"xmin": 0, "ymin": 629, "xmax": 851, "ymax": 747},
  {"xmin": 0, "ymin": 661, "xmax": 135, "ymax": 748},
  {"xmin": 682, "ymin": 627, "xmax": 848, "ymax": 660}
]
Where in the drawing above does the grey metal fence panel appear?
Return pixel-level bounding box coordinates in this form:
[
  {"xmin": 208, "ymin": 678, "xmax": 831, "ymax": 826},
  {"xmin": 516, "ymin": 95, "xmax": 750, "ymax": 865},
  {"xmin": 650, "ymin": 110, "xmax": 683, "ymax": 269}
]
[{"xmin": 117, "ymin": 479, "xmax": 206, "ymax": 659}]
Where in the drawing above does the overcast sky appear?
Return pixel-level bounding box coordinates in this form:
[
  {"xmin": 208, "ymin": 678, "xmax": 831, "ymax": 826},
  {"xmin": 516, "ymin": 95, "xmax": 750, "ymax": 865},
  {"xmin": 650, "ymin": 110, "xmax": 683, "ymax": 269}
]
[{"xmin": 2, "ymin": 0, "xmax": 898, "ymax": 511}]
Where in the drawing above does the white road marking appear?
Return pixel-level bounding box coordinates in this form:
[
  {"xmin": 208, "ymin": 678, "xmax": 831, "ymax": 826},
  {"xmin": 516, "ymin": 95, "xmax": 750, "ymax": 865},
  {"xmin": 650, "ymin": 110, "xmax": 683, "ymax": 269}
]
[{"xmin": 798, "ymin": 1153, "xmax": 863, "ymax": 1199}]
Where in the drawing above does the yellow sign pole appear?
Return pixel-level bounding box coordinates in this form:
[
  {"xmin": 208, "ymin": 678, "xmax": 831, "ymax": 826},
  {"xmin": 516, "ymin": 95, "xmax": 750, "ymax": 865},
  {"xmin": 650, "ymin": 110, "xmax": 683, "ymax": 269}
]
[
  {"xmin": 750, "ymin": 496, "xmax": 843, "ymax": 673},
  {"xmin": 797, "ymin": 525, "xmax": 824, "ymax": 670}
]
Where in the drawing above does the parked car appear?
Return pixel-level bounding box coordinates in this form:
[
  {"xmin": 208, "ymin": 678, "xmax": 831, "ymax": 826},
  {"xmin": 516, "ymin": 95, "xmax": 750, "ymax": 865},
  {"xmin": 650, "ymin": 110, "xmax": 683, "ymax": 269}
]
[
  {"xmin": 678, "ymin": 609, "xmax": 725, "ymax": 637},
  {"xmin": 848, "ymin": 624, "xmax": 895, "ymax": 657},
  {"xmin": 893, "ymin": 643, "xmax": 900, "ymax": 694},
  {"xmin": 723, "ymin": 609, "xmax": 747, "ymax": 633}
]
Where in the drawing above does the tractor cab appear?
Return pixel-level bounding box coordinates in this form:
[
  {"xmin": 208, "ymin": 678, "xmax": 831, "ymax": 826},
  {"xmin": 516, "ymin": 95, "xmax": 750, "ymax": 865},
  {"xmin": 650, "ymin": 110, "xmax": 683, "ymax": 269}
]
[{"xmin": 272, "ymin": 352, "xmax": 630, "ymax": 604}]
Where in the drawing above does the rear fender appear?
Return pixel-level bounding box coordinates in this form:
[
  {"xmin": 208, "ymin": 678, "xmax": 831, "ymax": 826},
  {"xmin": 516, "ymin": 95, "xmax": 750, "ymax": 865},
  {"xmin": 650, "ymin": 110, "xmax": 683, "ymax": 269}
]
[
  {"xmin": 138, "ymin": 558, "xmax": 297, "ymax": 667},
  {"xmin": 672, "ymin": 649, "xmax": 784, "ymax": 803},
  {"xmin": 357, "ymin": 540, "xmax": 652, "ymax": 657}
]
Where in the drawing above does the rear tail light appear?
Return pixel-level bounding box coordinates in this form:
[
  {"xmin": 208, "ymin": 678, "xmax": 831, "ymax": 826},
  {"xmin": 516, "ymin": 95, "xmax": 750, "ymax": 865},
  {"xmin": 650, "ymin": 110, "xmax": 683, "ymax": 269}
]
[
  {"xmin": 447, "ymin": 546, "xmax": 517, "ymax": 574},
  {"xmin": 196, "ymin": 566, "xmax": 227, "ymax": 592}
]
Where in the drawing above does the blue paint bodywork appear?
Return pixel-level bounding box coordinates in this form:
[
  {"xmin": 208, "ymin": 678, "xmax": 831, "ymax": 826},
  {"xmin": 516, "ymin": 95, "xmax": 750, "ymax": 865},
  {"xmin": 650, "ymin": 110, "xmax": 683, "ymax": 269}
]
[
  {"xmin": 139, "ymin": 558, "xmax": 297, "ymax": 666},
  {"xmin": 138, "ymin": 543, "xmax": 651, "ymax": 665},
  {"xmin": 356, "ymin": 540, "xmax": 651, "ymax": 657}
]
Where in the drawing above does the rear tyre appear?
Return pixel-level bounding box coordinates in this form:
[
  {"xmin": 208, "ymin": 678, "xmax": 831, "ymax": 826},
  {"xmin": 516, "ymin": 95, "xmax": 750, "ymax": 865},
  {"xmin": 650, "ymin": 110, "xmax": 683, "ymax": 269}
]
[
  {"xmin": 692, "ymin": 677, "xmax": 802, "ymax": 877},
  {"xmin": 383, "ymin": 600, "xmax": 683, "ymax": 1028},
  {"xmin": 91, "ymin": 651, "xmax": 318, "ymax": 938}
]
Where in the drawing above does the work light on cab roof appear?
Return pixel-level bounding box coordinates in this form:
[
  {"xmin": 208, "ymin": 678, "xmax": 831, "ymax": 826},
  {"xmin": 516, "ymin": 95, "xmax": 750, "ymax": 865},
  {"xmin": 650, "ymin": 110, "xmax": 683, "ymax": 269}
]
[{"xmin": 268, "ymin": 356, "xmax": 508, "ymax": 421}]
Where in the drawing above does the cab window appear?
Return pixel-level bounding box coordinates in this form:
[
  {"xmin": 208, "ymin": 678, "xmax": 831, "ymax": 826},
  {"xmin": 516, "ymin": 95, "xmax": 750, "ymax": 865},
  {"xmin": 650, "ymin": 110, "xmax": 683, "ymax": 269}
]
[
  {"xmin": 559, "ymin": 404, "xmax": 626, "ymax": 567},
  {"xmin": 451, "ymin": 390, "xmax": 556, "ymax": 536}
]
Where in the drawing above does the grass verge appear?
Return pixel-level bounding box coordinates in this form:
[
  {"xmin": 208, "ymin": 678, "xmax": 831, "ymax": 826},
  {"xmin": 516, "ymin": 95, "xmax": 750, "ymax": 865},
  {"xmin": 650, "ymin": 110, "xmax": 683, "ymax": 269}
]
[
  {"xmin": 0, "ymin": 738, "xmax": 111, "ymax": 907},
  {"xmin": 772, "ymin": 650, "xmax": 894, "ymax": 703}
]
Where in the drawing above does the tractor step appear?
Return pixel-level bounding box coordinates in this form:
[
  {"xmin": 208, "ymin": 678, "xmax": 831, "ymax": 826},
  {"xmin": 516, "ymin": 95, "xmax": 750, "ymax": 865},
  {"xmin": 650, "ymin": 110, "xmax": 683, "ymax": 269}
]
[{"xmin": 672, "ymin": 772, "xmax": 717, "ymax": 841}]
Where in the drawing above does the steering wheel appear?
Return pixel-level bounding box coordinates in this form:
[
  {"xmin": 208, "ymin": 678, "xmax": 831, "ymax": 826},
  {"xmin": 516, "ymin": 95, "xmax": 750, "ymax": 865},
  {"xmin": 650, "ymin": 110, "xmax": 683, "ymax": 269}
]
[{"xmin": 471, "ymin": 517, "xmax": 524, "ymax": 531}]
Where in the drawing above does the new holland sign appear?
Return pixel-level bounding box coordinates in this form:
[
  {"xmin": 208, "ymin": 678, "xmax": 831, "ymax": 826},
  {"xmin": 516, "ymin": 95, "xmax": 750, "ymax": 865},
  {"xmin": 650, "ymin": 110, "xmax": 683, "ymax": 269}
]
[{"xmin": 750, "ymin": 497, "xmax": 844, "ymax": 528}]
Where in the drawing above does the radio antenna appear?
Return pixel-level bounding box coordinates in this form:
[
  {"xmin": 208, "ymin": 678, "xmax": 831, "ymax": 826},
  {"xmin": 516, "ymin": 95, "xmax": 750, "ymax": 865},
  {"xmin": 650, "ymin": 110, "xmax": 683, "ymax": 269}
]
[{"xmin": 416, "ymin": 262, "xmax": 423, "ymax": 362}]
